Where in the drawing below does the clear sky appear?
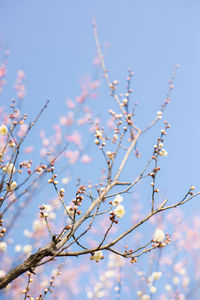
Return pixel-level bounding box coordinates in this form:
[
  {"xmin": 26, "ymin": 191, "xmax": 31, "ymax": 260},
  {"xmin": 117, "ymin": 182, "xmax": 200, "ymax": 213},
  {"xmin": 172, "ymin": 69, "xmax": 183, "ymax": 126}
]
[
  {"xmin": 0, "ymin": 0, "xmax": 200, "ymax": 298},
  {"xmin": 1, "ymin": 0, "xmax": 199, "ymax": 208}
]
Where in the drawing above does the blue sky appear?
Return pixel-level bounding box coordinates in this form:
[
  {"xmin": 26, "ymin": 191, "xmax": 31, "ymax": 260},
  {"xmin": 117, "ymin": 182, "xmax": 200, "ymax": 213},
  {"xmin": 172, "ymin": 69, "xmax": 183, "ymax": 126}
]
[
  {"xmin": 1, "ymin": 0, "xmax": 199, "ymax": 207},
  {"xmin": 0, "ymin": 0, "xmax": 200, "ymax": 298}
]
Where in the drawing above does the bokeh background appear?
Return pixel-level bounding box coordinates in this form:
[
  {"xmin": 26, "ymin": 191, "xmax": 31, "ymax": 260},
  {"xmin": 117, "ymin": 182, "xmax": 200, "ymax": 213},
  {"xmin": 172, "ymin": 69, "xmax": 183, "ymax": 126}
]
[{"xmin": 0, "ymin": 0, "xmax": 200, "ymax": 298}]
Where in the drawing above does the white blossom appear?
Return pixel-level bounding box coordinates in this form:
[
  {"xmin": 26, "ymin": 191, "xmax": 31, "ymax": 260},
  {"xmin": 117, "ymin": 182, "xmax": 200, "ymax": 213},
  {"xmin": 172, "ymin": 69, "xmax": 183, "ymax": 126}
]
[
  {"xmin": 2, "ymin": 163, "xmax": 16, "ymax": 175},
  {"xmin": 114, "ymin": 204, "xmax": 125, "ymax": 218},
  {"xmin": 112, "ymin": 194, "xmax": 123, "ymax": 206},
  {"xmin": 0, "ymin": 270, "xmax": 6, "ymax": 278},
  {"xmin": 141, "ymin": 294, "xmax": 150, "ymax": 300},
  {"xmin": 0, "ymin": 241, "xmax": 7, "ymax": 252},
  {"xmin": 153, "ymin": 229, "xmax": 165, "ymax": 243},
  {"xmin": 23, "ymin": 244, "xmax": 32, "ymax": 255},
  {"xmin": 165, "ymin": 284, "xmax": 172, "ymax": 291},
  {"xmin": 44, "ymin": 204, "xmax": 53, "ymax": 213},
  {"xmin": 93, "ymin": 250, "xmax": 103, "ymax": 262},
  {"xmin": 0, "ymin": 125, "xmax": 8, "ymax": 135},
  {"xmin": 183, "ymin": 277, "xmax": 190, "ymax": 288},
  {"xmin": 65, "ymin": 206, "xmax": 74, "ymax": 218},
  {"xmin": 49, "ymin": 212, "xmax": 56, "ymax": 220},
  {"xmin": 172, "ymin": 276, "xmax": 180, "ymax": 285},
  {"xmin": 15, "ymin": 244, "xmax": 22, "ymax": 252},
  {"xmin": 159, "ymin": 149, "xmax": 168, "ymax": 157},
  {"xmin": 106, "ymin": 151, "xmax": 113, "ymax": 159},
  {"xmin": 150, "ymin": 286, "xmax": 157, "ymax": 293},
  {"xmin": 95, "ymin": 130, "xmax": 102, "ymax": 138},
  {"xmin": 10, "ymin": 181, "xmax": 17, "ymax": 189},
  {"xmin": 137, "ymin": 290, "xmax": 143, "ymax": 296},
  {"xmin": 152, "ymin": 271, "xmax": 162, "ymax": 280}
]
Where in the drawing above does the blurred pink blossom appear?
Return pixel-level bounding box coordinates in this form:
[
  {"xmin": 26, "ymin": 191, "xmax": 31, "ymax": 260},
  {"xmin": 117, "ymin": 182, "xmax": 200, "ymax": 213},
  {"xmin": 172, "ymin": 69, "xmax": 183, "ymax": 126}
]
[
  {"xmin": 81, "ymin": 154, "xmax": 92, "ymax": 163},
  {"xmin": 65, "ymin": 150, "xmax": 79, "ymax": 164},
  {"xmin": 67, "ymin": 131, "xmax": 82, "ymax": 147},
  {"xmin": 66, "ymin": 99, "xmax": 76, "ymax": 109},
  {"xmin": 23, "ymin": 146, "xmax": 34, "ymax": 154}
]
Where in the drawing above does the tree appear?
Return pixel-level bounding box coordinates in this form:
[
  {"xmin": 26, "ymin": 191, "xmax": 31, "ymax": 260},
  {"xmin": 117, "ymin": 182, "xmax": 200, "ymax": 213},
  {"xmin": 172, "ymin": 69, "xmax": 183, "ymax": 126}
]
[{"xmin": 0, "ymin": 20, "xmax": 199, "ymax": 300}]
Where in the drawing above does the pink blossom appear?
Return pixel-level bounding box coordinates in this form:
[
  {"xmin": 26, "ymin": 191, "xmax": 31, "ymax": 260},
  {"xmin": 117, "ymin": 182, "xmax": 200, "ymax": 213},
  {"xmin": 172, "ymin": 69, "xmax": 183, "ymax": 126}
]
[
  {"xmin": 90, "ymin": 92, "xmax": 98, "ymax": 99},
  {"xmin": 17, "ymin": 123, "xmax": 28, "ymax": 137},
  {"xmin": 39, "ymin": 130, "xmax": 45, "ymax": 139},
  {"xmin": 62, "ymin": 111, "xmax": 74, "ymax": 126},
  {"xmin": 90, "ymin": 80, "xmax": 100, "ymax": 90},
  {"xmin": 67, "ymin": 131, "xmax": 82, "ymax": 147},
  {"xmin": 65, "ymin": 150, "xmax": 79, "ymax": 164},
  {"xmin": 66, "ymin": 99, "xmax": 76, "ymax": 109},
  {"xmin": 77, "ymin": 113, "xmax": 91, "ymax": 125},
  {"xmin": 40, "ymin": 148, "xmax": 47, "ymax": 158},
  {"xmin": 83, "ymin": 106, "xmax": 91, "ymax": 113},
  {"xmin": 59, "ymin": 116, "xmax": 68, "ymax": 126},
  {"xmin": 93, "ymin": 56, "xmax": 100, "ymax": 66},
  {"xmin": 42, "ymin": 138, "xmax": 49, "ymax": 147},
  {"xmin": 23, "ymin": 146, "xmax": 34, "ymax": 154},
  {"xmin": 0, "ymin": 65, "xmax": 6, "ymax": 77},
  {"xmin": 107, "ymin": 118, "xmax": 115, "ymax": 129},
  {"xmin": 81, "ymin": 154, "xmax": 92, "ymax": 163},
  {"xmin": 17, "ymin": 70, "xmax": 25, "ymax": 78}
]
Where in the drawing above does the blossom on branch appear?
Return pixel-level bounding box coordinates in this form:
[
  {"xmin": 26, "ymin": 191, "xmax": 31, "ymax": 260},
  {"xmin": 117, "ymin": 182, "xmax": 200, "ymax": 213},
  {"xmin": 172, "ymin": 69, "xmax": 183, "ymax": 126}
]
[
  {"xmin": 153, "ymin": 229, "xmax": 165, "ymax": 243},
  {"xmin": 2, "ymin": 163, "xmax": 16, "ymax": 175},
  {"xmin": 92, "ymin": 250, "xmax": 103, "ymax": 262},
  {"xmin": 112, "ymin": 194, "xmax": 123, "ymax": 206},
  {"xmin": 0, "ymin": 124, "xmax": 8, "ymax": 135},
  {"xmin": 114, "ymin": 204, "xmax": 125, "ymax": 218},
  {"xmin": 159, "ymin": 149, "xmax": 168, "ymax": 157}
]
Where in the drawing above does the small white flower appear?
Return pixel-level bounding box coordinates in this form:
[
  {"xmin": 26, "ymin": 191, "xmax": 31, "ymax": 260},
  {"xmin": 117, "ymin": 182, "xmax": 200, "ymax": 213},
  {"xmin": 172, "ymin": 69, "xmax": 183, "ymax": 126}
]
[
  {"xmin": 44, "ymin": 204, "xmax": 53, "ymax": 213},
  {"xmin": 106, "ymin": 151, "xmax": 113, "ymax": 159},
  {"xmin": 40, "ymin": 280, "xmax": 49, "ymax": 288},
  {"xmin": 3, "ymin": 163, "xmax": 16, "ymax": 175},
  {"xmin": 183, "ymin": 277, "xmax": 190, "ymax": 288},
  {"xmin": 8, "ymin": 140, "xmax": 15, "ymax": 148},
  {"xmin": 150, "ymin": 286, "xmax": 157, "ymax": 293},
  {"xmin": 94, "ymin": 139, "xmax": 100, "ymax": 145},
  {"xmin": 23, "ymin": 229, "xmax": 32, "ymax": 238},
  {"xmin": 0, "ymin": 270, "xmax": 6, "ymax": 278},
  {"xmin": 105, "ymin": 270, "xmax": 115, "ymax": 278},
  {"xmin": 157, "ymin": 111, "xmax": 162, "ymax": 119},
  {"xmin": 179, "ymin": 268, "xmax": 186, "ymax": 275},
  {"xmin": 0, "ymin": 125, "xmax": 8, "ymax": 135},
  {"xmin": 23, "ymin": 244, "xmax": 32, "ymax": 255},
  {"xmin": 141, "ymin": 294, "xmax": 150, "ymax": 300},
  {"xmin": 93, "ymin": 250, "xmax": 103, "ymax": 262},
  {"xmin": 137, "ymin": 290, "xmax": 143, "ymax": 296},
  {"xmin": 62, "ymin": 177, "xmax": 70, "ymax": 185},
  {"xmin": 165, "ymin": 284, "xmax": 172, "ymax": 291},
  {"xmin": 112, "ymin": 194, "xmax": 123, "ymax": 206},
  {"xmin": 0, "ymin": 241, "xmax": 7, "ymax": 252},
  {"xmin": 153, "ymin": 229, "xmax": 165, "ymax": 243},
  {"xmin": 152, "ymin": 271, "xmax": 162, "ymax": 280},
  {"xmin": 65, "ymin": 206, "xmax": 74, "ymax": 218},
  {"xmin": 10, "ymin": 181, "xmax": 17, "ymax": 189},
  {"xmin": 96, "ymin": 290, "xmax": 104, "ymax": 298},
  {"xmin": 147, "ymin": 276, "xmax": 153, "ymax": 283},
  {"xmin": 87, "ymin": 291, "xmax": 93, "ymax": 299},
  {"xmin": 95, "ymin": 130, "xmax": 102, "ymax": 138},
  {"xmin": 159, "ymin": 149, "xmax": 168, "ymax": 157},
  {"xmin": 15, "ymin": 244, "xmax": 22, "ymax": 252},
  {"xmin": 114, "ymin": 204, "xmax": 125, "ymax": 218},
  {"xmin": 172, "ymin": 276, "xmax": 180, "ymax": 285},
  {"xmin": 49, "ymin": 212, "xmax": 56, "ymax": 220},
  {"xmin": 114, "ymin": 286, "xmax": 119, "ymax": 292}
]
